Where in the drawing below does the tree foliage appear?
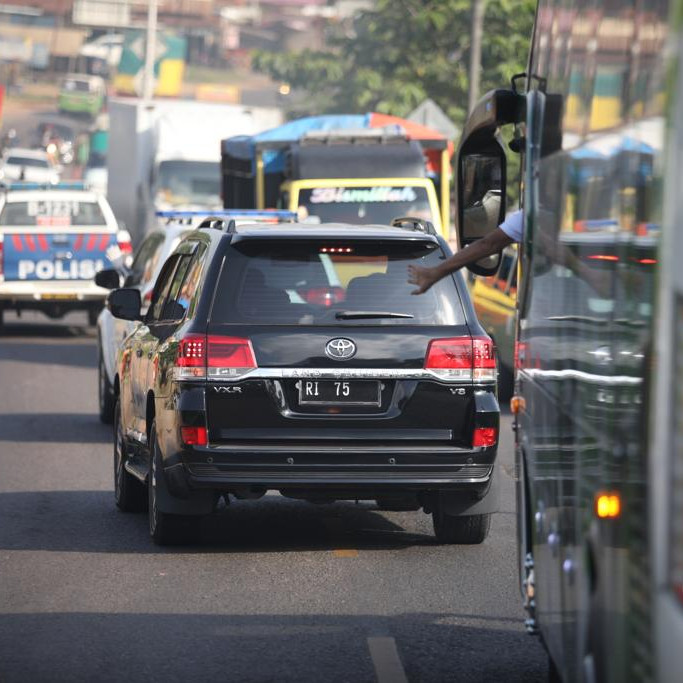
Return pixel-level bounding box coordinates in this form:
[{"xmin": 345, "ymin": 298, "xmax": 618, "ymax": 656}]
[{"xmin": 253, "ymin": 0, "xmax": 536, "ymax": 128}]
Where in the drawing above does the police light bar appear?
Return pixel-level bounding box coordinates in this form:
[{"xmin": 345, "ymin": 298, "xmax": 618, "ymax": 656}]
[
  {"xmin": 0, "ymin": 181, "xmax": 89, "ymax": 191},
  {"xmin": 155, "ymin": 210, "xmax": 297, "ymax": 222}
]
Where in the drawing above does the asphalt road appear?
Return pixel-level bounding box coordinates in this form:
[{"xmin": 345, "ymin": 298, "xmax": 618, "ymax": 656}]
[{"xmin": 0, "ymin": 312, "xmax": 548, "ymax": 683}]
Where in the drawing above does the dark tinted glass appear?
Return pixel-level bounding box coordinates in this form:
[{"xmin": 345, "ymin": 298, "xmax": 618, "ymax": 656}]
[
  {"xmin": 160, "ymin": 255, "xmax": 193, "ymax": 321},
  {"xmin": 166, "ymin": 245, "xmax": 205, "ymax": 320},
  {"xmin": 149, "ymin": 255, "xmax": 181, "ymax": 322},
  {"xmin": 211, "ymin": 239, "xmax": 465, "ymax": 326},
  {"xmin": 5, "ymin": 156, "xmax": 49, "ymax": 168}
]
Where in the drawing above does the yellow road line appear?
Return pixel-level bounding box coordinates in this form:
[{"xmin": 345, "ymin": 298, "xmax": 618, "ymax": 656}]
[{"xmin": 333, "ymin": 549, "xmax": 359, "ymax": 558}]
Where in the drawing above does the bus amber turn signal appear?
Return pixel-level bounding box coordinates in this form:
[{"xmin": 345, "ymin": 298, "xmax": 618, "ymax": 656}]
[{"xmin": 595, "ymin": 492, "xmax": 622, "ymax": 519}]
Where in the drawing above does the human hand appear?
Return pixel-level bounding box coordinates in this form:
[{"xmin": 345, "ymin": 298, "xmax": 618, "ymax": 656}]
[{"xmin": 408, "ymin": 264, "xmax": 438, "ymax": 295}]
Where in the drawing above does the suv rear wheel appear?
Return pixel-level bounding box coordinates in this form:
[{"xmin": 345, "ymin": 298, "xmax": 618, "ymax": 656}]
[
  {"xmin": 432, "ymin": 508, "xmax": 491, "ymax": 544},
  {"xmin": 114, "ymin": 400, "xmax": 147, "ymax": 512},
  {"xmin": 148, "ymin": 421, "xmax": 201, "ymax": 546}
]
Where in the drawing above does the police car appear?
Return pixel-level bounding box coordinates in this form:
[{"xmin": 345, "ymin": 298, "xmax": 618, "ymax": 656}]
[{"xmin": 0, "ymin": 182, "xmax": 131, "ymax": 327}]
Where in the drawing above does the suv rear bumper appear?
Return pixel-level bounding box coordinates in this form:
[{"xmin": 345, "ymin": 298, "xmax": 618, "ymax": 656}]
[
  {"xmin": 165, "ymin": 443, "xmax": 497, "ymax": 494},
  {"xmin": 186, "ymin": 465, "xmax": 493, "ymax": 488}
]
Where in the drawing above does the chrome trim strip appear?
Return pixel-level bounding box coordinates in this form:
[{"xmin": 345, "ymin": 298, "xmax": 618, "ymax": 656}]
[
  {"xmin": 184, "ymin": 367, "xmax": 496, "ymax": 384},
  {"xmin": 125, "ymin": 428, "xmax": 147, "ymax": 445},
  {"xmin": 519, "ymin": 368, "xmax": 642, "ymax": 386}
]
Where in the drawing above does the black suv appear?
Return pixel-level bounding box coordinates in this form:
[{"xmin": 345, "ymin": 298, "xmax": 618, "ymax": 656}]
[{"xmin": 108, "ymin": 217, "xmax": 500, "ymax": 545}]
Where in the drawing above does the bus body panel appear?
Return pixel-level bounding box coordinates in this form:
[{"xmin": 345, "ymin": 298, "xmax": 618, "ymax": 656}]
[{"xmin": 516, "ymin": 0, "xmax": 669, "ymax": 680}]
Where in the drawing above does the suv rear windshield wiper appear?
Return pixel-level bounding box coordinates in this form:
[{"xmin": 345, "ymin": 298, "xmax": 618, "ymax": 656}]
[{"xmin": 335, "ymin": 311, "xmax": 414, "ymax": 320}]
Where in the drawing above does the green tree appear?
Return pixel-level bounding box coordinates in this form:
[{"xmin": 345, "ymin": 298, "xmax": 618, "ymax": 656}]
[{"xmin": 253, "ymin": 0, "xmax": 535, "ymax": 130}]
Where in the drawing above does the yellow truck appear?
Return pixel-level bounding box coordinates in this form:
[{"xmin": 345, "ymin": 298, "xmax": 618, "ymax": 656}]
[{"xmin": 220, "ymin": 114, "xmax": 452, "ymax": 238}]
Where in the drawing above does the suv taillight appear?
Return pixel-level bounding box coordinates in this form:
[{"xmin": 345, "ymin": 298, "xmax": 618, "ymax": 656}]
[
  {"xmin": 425, "ymin": 336, "xmax": 496, "ymax": 382},
  {"xmin": 175, "ymin": 334, "xmax": 206, "ymax": 379},
  {"xmin": 174, "ymin": 334, "xmax": 256, "ymax": 381},
  {"xmin": 207, "ymin": 336, "xmax": 256, "ymax": 379}
]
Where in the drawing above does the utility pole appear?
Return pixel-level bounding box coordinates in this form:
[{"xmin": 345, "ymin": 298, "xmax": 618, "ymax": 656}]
[
  {"xmin": 468, "ymin": 0, "xmax": 486, "ymax": 114},
  {"xmin": 143, "ymin": 0, "xmax": 158, "ymax": 102}
]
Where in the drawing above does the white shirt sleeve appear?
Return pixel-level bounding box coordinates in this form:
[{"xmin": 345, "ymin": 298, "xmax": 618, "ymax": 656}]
[{"xmin": 499, "ymin": 210, "xmax": 523, "ymax": 243}]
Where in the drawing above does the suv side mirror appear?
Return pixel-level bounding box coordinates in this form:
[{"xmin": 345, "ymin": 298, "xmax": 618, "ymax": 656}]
[
  {"xmin": 107, "ymin": 288, "xmax": 141, "ymax": 321},
  {"xmin": 95, "ymin": 268, "xmax": 121, "ymax": 290},
  {"xmin": 456, "ymin": 88, "xmax": 524, "ymax": 276}
]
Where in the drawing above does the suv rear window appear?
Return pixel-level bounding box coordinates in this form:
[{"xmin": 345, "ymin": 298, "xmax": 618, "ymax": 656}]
[{"xmin": 211, "ymin": 239, "xmax": 465, "ymax": 326}]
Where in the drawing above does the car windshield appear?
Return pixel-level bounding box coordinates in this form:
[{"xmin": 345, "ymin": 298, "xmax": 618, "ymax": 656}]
[
  {"xmin": 157, "ymin": 160, "xmax": 220, "ymax": 205},
  {"xmin": 0, "ymin": 199, "xmax": 107, "ymax": 226},
  {"xmin": 5, "ymin": 156, "xmax": 49, "ymax": 168},
  {"xmin": 211, "ymin": 239, "xmax": 465, "ymax": 326},
  {"xmin": 298, "ymin": 186, "xmax": 435, "ymax": 226},
  {"xmin": 63, "ymin": 79, "xmax": 91, "ymax": 93}
]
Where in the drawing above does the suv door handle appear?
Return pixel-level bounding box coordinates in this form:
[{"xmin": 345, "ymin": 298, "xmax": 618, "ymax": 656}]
[{"xmin": 136, "ymin": 349, "xmax": 143, "ymax": 358}]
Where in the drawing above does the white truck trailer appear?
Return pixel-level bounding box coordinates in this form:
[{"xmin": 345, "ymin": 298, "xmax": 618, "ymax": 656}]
[{"xmin": 106, "ymin": 99, "xmax": 282, "ymax": 243}]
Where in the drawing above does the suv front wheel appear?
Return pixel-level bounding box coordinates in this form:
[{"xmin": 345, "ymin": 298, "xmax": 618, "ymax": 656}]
[
  {"xmin": 148, "ymin": 421, "xmax": 201, "ymax": 546},
  {"xmin": 114, "ymin": 400, "xmax": 147, "ymax": 512}
]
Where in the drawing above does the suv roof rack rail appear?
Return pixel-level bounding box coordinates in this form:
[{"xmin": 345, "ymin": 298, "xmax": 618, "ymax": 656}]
[
  {"xmin": 197, "ymin": 216, "xmax": 237, "ymax": 233},
  {"xmin": 157, "ymin": 209, "xmax": 297, "ymax": 229},
  {"xmin": 391, "ymin": 216, "xmax": 438, "ymax": 236}
]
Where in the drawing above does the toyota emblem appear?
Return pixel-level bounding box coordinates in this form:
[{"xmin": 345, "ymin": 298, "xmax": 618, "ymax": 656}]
[{"xmin": 325, "ymin": 338, "xmax": 357, "ymax": 361}]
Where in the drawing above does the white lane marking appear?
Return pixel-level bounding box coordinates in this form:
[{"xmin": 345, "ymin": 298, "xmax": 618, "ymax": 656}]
[{"xmin": 367, "ymin": 636, "xmax": 408, "ymax": 683}]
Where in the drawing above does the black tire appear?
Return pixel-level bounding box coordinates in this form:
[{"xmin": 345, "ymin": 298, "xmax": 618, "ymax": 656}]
[
  {"xmin": 114, "ymin": 400, "xmax": 147, "ymax": 512},
  {"xmin": 98, "ymin": 349, "xmax": 115, "ymax": 424},
  {"xmin": 88, "ymin": 308, "xmax": 99, "ymax": 326},
  {"xmin": 432, "ymin": 509, "xmax": 491, "ymax": 544},
  {"xmin": 148, "ymin": 421, "xmax": 201, "ymax": 546}
]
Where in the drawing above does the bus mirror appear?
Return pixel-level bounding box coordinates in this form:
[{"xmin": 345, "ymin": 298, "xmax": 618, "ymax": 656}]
[
  {"xmin": 458, "ymin": 140, "xmax": 506, "ymax": 276},
  {"xmin": 455, "ymin": 88, "xmax": 524, "ymax": 277}
]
